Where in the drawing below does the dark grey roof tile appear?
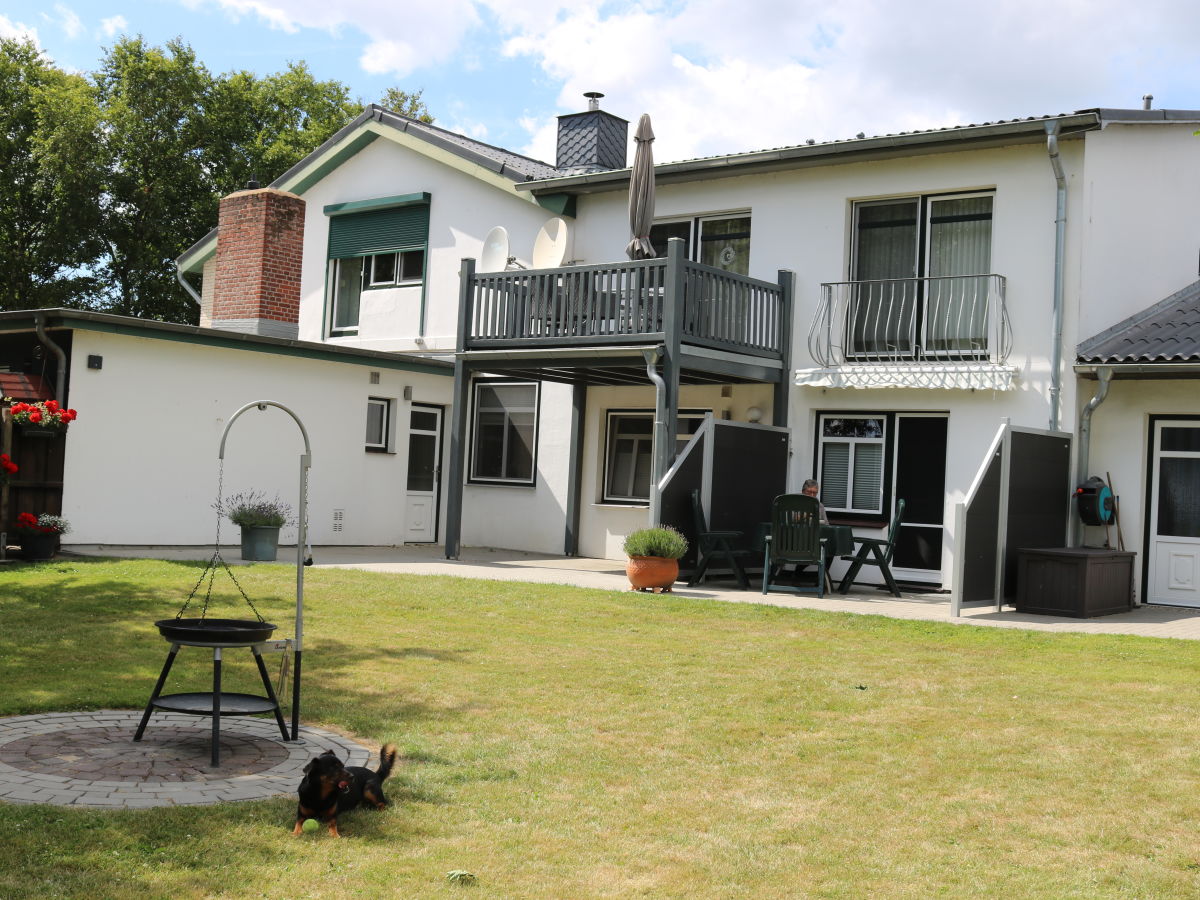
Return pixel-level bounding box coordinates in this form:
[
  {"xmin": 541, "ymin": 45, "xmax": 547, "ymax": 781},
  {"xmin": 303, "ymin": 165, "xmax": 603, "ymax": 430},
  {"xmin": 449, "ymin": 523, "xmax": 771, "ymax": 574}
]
[{"xmin": 1077, "ymin": 280, "xmax": 1200, "ymax": 363}]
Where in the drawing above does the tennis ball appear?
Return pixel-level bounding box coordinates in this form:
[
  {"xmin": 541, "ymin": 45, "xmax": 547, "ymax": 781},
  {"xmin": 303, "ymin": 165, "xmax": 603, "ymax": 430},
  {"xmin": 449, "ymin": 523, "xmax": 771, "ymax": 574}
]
[{"xmin": 302, "ymin": 818, "xmax": 319, "ymax": 833}]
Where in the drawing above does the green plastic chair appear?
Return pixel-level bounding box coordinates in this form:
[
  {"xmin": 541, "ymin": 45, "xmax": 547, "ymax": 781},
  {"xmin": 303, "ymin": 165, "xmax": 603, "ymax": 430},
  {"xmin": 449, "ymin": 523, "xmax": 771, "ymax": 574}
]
[
  {"xmin": 761, "ymin": 494, "xmax": 826, "ymax": 597},
  {"xmin": 837, "ymin": 499, "xmax": 906, "ymax": 597}
]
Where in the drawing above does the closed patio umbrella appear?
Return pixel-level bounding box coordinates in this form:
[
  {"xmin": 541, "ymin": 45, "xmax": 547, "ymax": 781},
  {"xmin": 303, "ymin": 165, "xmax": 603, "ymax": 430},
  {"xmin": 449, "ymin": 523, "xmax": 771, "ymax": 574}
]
[{"xmin": 626, "ymin": 113, "xmax": 656, "ymax": 260}]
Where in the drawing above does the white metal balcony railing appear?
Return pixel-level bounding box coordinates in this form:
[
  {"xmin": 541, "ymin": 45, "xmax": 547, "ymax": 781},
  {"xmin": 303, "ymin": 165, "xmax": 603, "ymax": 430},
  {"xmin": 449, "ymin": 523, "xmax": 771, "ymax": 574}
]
[{"xmin": 808, "ymin": 274, "xmax": 1011, "ymax": 367}]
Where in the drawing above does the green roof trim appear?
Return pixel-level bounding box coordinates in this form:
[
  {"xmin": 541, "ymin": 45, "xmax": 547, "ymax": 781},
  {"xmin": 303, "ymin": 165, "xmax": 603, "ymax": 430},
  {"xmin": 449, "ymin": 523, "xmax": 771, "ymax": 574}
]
[
  {"xmin": 0, "ymin": 310, "xmax": 453, "ymax": 378},
  {"xmin": 323, "ymin": 192, "xmax": 431, "ymax": 216},
  {"xmin": 285, "ymin": 131, "xmax": 380, "ymax": 195},
  {"xmin": 535, "ymin": 193, "xmax": 577, "ymax": 218}
]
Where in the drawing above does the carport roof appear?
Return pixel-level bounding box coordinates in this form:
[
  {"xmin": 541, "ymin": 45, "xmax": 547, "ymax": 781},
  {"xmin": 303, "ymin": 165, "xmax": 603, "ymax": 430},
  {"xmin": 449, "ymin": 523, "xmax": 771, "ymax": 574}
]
[{"xmin": 1077, "ymin": 279, "xmax": 1200, "ymax": 364}]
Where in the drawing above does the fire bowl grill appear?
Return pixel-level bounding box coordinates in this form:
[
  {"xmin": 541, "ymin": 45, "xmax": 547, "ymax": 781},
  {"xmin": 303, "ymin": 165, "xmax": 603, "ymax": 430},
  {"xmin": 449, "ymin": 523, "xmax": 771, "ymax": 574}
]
[{"xmin": 154, "ymin": 618, "xmax": 278, "ymax": 645}]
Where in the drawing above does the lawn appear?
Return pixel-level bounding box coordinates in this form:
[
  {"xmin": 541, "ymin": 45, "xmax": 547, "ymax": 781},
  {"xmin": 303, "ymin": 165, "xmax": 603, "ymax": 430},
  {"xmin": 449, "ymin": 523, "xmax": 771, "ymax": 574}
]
[{"xmin": 2, "ymin": 557, "xmax": 1199, "ymax": 899}]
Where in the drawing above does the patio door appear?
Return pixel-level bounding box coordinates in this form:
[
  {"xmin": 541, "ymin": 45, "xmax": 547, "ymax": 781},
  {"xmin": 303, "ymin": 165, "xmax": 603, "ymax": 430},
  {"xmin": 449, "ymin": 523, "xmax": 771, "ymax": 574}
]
[
  {"xmin": 1147, "ymin": 419, "xmax": 1200, "ymax": 606},
  {"xmin": 404, "ymin": 404, "xmax": 443, "ymax": 543},
  {"xmin": 890, "ymin": 414, "xmax": 947, "ymax": 584}
]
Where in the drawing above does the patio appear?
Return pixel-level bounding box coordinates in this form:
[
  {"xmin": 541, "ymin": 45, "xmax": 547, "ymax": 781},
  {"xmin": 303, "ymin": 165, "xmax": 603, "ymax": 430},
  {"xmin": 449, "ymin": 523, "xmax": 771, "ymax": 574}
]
[{"xmin": 64, "ymin": 543, "xmax": 1200, "ymax": 641}]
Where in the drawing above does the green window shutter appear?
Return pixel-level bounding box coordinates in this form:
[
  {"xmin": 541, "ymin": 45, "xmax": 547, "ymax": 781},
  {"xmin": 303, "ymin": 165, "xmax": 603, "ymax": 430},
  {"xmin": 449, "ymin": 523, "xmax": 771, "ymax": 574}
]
[{"xmin": 328, "ymin": 204, "xmax": 430, "ymax": 259}]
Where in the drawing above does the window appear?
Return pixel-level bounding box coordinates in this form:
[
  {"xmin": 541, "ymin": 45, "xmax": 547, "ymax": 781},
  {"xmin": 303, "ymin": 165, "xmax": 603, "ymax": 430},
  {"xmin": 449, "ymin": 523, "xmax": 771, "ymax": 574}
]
[
  {"xmin": 816, "ymin": 415, "xmax": 886, "ymax": 515},
  {"xmin": 850, "ymin": 192, "xmax": 993, "ymax": 357},
  {"xmin": 603, "ymin": 410, "xmax": 707, "ymax": 503},
  {"xmin": 470, "ymin": 382, "xmax": 538, "ymax": 484},
  {"xmin": 365, "ymin": 397, "xmax": 391, "ymax": 451},
  {"xmin": 325, "ymin": 194, "xmax": 430, "ymax": 335},
  {"xmin": 649, "ymin": 213, "xmax": 751, "ymax": 275}
]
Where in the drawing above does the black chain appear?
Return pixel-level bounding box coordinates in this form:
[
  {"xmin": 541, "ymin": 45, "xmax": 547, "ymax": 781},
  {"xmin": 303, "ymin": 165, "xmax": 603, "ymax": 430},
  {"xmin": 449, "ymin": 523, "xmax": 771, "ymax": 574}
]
[{"xmin": 174, "ymin": 457, "xmax": 266, "ymax": 624}]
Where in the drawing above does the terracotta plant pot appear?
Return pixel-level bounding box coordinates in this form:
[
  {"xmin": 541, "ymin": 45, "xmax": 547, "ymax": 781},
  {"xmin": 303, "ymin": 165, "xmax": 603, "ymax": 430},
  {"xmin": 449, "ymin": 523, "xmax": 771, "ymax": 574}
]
[{"xmin": 626, "ymin": 555, "xmax": 680, "ymax": 593}]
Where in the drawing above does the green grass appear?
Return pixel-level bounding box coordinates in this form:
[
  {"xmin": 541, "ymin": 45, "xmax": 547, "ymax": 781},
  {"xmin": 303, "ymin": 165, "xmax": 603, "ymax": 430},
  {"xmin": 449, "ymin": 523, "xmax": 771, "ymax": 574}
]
[{"xmin": 2, "ymin": 557, "xmax": 1200, "ymax": 898}]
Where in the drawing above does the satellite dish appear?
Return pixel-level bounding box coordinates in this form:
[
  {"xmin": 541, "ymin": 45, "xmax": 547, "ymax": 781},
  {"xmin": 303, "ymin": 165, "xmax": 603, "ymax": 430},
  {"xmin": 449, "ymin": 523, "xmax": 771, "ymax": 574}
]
[
  {"xmin": 480, "ymin": 226, "xmax": 510, "ymax": 273},
  {"xmin": 532, "ymin": 217, "xmax": 569, "ymax": 269}
]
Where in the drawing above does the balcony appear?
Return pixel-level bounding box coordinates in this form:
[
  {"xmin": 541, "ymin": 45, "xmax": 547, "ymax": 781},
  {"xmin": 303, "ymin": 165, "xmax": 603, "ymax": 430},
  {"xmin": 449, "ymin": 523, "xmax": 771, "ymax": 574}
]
[
  {"xmin": 801, "ymin": 275, "xmax": 1014, "ymax": 390},
  {"xmin": 461, "ymin": 254, "xmax": 787, "ymax": 361}
]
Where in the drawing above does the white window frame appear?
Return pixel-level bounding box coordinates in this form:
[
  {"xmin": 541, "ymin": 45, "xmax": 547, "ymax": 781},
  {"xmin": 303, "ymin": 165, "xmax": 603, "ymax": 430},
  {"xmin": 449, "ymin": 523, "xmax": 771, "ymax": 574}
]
[
  {"xmin": 649, "ymin": 212, "xmax": 752, "ymax": 274},
  {"xmin": 815, "ymin": 414, "xmax": 887, "ymax": 515},
  {"xmin": 367, "ymin": 248, "xmax": 425, "ymax": 288},
  {"xmin": 603, "ymin": 409, "xmax": 708, "ymax": 504},
  {"xmin": 469, "ymin": 381, "xmax": 539, "ymax": 485},
  {"xmin": 330, "ymin": 258, "xmax": 363, "ymax": 336},
  {"xmin": 365, "ymin": 396, "xmax": 392, "ymax": 452}
]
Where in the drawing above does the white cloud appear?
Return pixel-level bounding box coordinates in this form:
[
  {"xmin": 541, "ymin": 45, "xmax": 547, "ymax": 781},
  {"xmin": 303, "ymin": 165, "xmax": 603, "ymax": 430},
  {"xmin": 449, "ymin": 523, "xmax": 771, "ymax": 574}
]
[
  {"xmin": 186, "ymin": 0, "xmax": 1200, "ymax": 163},
  {"xmin": 99, "ymin": 15, "xmax": 128, "ymax": 38},
  {"xmin": 51, "ymin": 4, "xmax": 85, "ymax": 40},
  {"xmin": 0, "ymin": 14, "xmax": 39, "ymax": 43}
]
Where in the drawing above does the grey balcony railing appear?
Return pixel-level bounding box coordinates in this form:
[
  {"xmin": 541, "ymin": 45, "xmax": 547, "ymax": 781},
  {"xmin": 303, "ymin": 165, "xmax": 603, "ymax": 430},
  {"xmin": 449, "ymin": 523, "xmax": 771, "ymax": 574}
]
[
  {"xmin": 462, "ymin": 253, "xmax": 786, "ymax": 359},
  {"xmin": 809, "ymin": 274, "xmax": 1011, "ymax": 367}
]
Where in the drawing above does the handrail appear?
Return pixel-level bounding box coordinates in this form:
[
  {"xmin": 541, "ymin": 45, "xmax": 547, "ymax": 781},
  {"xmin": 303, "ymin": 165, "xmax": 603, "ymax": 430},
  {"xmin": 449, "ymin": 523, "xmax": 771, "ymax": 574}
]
[
  {"xmin": 810, "ymin": 273, "xmax": 1010, "ymax": 367},
  {"xmin": 465, "ymin": 257, "xmax": 784, "ymax": 357}
]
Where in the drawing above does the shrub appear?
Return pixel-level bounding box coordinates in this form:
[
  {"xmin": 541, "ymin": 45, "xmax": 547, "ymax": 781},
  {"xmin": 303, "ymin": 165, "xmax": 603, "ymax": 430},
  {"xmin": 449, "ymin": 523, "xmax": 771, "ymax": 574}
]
[
  {"xmin": 220, "ymin": 491, "xmax": 293, "ymax": 528},
  {"xmin": 622, "ymin": 525, "xmax": 688, "ymax": 559}
]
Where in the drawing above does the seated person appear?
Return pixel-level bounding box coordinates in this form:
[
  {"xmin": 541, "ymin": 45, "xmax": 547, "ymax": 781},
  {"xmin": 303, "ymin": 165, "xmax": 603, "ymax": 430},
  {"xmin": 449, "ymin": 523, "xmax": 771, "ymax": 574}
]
[{"xmin": 801, "ymin": 478, "xmax": 829, "ymax": 525}]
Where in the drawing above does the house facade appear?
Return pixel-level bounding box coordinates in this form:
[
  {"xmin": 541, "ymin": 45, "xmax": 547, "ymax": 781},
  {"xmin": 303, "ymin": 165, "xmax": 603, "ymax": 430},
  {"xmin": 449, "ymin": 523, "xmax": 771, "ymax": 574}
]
[{"xmin": 7, "ymin": 99, "xmax": 1198, "ymax": 601}]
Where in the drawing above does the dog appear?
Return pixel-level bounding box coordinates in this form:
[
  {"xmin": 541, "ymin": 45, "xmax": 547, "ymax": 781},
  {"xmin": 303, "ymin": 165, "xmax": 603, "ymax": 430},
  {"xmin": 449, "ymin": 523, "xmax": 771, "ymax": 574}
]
[{"xmin": 292, "ymin": 744, "xmax": 397, "ymax": 837}]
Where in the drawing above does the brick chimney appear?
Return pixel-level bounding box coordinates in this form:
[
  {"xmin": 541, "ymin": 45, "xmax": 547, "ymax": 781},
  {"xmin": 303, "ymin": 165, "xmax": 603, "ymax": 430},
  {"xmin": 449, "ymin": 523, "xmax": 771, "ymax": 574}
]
[
  {"xmin": 211, "ymin": 186, "xmax": 306, "ymax": 339},
  {"xmin": 556, "ymin": 91, "xmax": 628, "ymax": 173}
]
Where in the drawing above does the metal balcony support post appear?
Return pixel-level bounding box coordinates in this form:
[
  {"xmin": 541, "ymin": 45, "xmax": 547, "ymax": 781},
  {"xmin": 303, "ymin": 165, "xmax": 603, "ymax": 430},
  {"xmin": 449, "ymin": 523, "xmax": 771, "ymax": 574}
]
[
  {"xmin": 446, "ymin": 258, "xmax": 476, "ymax": 560},
  {"xmin": 655, "ymin": 238, "xmax": 684, "ymax": 523},
  {"xmin": 564, "ymin": 384, "xmax": 586, "ymax": 556},
  {"xmin": 774, "ymin": 269, "xmax": 795, "ymax": 427}
]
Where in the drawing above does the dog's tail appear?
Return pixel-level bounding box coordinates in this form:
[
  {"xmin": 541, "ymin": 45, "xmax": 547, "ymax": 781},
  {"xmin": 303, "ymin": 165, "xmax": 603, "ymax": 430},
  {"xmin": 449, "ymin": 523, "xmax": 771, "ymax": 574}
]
[{"xmin": 376, "ymin": 744, "xmax": 398, "ymax": 782}]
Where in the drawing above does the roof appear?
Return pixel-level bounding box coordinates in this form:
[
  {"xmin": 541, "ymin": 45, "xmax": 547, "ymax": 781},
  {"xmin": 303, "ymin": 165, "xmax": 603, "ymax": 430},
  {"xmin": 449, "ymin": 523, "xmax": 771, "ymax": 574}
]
[
  {"xmin": 519, "ymin": 107, "xmax": 1200, "ymax": 195},
  {"xmin": 178, "ymin": 105, "xmax": 559, "ymax": 274},
  {"xmin": 0, "ymin": 372, "xmax": 53, "ymax": 402},
  {"xmin": 1077, "ymin": 279, "xmax": 1200, "ymax": 364},
  {"xmin": 0, "ymin": 309, "xmax": 453, "ymax": 378}
]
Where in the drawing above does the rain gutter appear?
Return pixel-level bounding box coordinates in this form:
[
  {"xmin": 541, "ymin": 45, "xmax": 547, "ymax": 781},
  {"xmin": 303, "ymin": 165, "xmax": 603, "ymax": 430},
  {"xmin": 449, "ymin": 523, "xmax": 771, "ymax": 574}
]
[
  {"xmin": 176, "ymin": 263, "xmax": 203, "ymax": 307},
  {"xmin": 1046, "ymin": 121, "xmax": 1067, "ymax": 432},
  {"xmin": 643, "ymin": 347, "xmax": 668, "ymax": 526}
]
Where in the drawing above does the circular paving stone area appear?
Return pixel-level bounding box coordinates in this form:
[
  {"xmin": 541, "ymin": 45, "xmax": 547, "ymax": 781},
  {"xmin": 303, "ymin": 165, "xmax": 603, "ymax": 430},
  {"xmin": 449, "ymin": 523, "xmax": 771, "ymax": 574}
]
[{"xmin": 0, "ymin": 710, "xmax": 373, "ymax": 808}]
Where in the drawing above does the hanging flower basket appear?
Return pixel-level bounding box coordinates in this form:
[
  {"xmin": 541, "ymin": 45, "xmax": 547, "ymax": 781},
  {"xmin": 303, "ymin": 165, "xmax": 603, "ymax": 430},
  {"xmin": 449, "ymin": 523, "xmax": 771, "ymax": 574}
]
[{"xmin": 7, "ymin": 399, "xmax": 77, "ymax": 436}]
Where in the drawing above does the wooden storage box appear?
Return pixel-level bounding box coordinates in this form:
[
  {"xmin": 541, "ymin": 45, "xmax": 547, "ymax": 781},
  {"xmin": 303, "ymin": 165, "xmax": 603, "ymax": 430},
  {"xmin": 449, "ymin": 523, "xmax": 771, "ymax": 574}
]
[{"xmin": 1015, "ymin": 548, "xmax": 1135, "ymax": 618}]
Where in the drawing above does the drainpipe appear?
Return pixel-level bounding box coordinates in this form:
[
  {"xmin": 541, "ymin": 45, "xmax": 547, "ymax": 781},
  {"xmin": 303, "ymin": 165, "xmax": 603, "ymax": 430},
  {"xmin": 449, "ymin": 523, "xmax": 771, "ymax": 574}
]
[
  {"xmin": 176, "ymin": 262, "xmax": 203, "ymax": 308},
  {"xmin": 643, "ymin": 348, "xmax": 667, "ymax": 525},
  {"xmin": 34, "ymin": 312, "xmax": 67, "ymax": 404},
  {"xmin": 1045, "ymin": 121, "xmax": 1067, "ymax": 432},
  {"xmin": 1070, "ymin": 366, "xmax": 1113, "ymax": 545}
]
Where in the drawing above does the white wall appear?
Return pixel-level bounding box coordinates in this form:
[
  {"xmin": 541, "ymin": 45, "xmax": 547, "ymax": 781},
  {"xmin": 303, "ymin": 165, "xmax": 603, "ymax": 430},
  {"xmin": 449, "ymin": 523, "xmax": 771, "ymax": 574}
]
[
  {"xmin": 1078, "ymin": 378, "xmax": 1200, "ymax": 600},
  {"xmin": 295, "ymin": 138, "xmax": 562, "ymax": 353},
  {"xmin": 61, "ymin": 330, "xmax": 452, "ymax": 546},
  {"xmin": 1077, "ymin": 123, "xmax": 1200, "ymax": 340}
]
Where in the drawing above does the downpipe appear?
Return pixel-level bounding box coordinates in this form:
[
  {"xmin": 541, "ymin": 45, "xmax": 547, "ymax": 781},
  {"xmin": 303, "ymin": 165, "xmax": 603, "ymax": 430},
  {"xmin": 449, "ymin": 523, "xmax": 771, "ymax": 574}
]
[
  {"xmin": 34, "ymin": 312, "xmax": 68, "ymax": 404},
  {"xmin": 1070, "ymin": 366, "xmax": 1113, "ymax": 545},
  {"xmin": 1046, "ymin": 121, "xmax": 1067, "ymax": 432},
  {"xmin": 643, "ymin": 348, "xmax": 667, "ymax": 525}
]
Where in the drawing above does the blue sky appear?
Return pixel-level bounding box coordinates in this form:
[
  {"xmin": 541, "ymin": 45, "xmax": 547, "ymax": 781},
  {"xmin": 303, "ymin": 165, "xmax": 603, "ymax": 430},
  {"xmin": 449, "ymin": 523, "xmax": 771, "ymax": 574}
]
[{"xmin": 5, "ymin": 0, "xmax": 1200, "ymax": 166}]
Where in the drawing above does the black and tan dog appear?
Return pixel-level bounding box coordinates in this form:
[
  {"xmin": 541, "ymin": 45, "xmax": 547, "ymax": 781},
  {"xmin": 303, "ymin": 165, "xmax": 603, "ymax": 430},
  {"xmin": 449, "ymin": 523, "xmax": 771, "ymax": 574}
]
[{"xmin": 293, "ymin": 744, "xmax": 397, "ymax": 837}]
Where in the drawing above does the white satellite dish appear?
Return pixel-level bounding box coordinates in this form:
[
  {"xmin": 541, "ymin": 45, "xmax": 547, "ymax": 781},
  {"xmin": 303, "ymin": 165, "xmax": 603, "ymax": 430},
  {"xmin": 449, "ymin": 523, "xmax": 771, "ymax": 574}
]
[
  {"xmin": 532, "ymin": 217, "xmax": 570, "ymax": 269},
  {"xmin": 480, "ymin": 225, "xmax": 510, "ymax": 273}
]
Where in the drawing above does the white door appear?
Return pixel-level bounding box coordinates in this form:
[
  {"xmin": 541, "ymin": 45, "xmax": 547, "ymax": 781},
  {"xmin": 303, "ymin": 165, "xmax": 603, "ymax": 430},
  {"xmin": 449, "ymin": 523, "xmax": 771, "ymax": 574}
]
[
  {"xmin": 1148, "ymin": 419, "xmax": 1200, "ymax": 606},
  {"xmin": 404, "ymin": 405, "xmax": 443, "ymax": 543}
]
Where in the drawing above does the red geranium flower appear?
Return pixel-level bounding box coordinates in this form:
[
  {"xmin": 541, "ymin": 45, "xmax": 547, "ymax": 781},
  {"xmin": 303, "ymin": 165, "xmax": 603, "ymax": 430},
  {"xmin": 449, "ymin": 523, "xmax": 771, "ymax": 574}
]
[
  {"xmin": 45, "ymin": 400, "xmax": 59, "ymax": 413},
  {"xmin": 28, "ymin": 410, "xmax": 42, "ymax": 423}
]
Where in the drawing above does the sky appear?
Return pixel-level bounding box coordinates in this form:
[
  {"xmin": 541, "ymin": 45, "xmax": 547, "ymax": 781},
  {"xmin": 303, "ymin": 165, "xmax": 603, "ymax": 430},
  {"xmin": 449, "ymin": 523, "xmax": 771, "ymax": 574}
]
[{"xmin": 4, "ymin": 0, "xmax": 1200, "ymax": 167}]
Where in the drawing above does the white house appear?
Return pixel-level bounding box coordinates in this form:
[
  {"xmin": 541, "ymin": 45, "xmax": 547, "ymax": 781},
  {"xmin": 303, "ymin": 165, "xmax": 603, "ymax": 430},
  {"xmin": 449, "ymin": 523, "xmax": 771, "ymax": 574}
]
[{"xmin": 5, "ymin": 98, "xmax": 1199, "ymax": 604}]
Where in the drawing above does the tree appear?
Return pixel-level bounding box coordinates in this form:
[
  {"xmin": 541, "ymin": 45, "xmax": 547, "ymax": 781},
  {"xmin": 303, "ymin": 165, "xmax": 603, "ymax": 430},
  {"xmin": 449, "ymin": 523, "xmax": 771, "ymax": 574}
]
[
  {"xmin": 379, "ymin": 87, "xmax": 434, "ymax": 123},
  {"xmin": 0, "ymin": 39, "xmax": 104, "ymax": 311}
]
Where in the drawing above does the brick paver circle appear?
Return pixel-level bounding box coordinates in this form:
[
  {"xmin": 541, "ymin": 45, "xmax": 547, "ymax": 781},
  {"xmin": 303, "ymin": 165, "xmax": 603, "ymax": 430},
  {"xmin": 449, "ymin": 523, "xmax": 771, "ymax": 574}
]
[{"xmin": 0, "ymin": 710, "xmax": 375, "ymax": 808}]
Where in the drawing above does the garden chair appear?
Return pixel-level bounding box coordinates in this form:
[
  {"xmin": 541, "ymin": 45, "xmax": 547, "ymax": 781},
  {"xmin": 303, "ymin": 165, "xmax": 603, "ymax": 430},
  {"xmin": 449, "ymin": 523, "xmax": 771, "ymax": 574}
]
[
  {"xmin": 837, "ymin": 499, "xmax": 906, "ymax": 597},
  {"xmin": 761, "ymin": 494, "xmax": 826, "ymax": 597},
  {"xmin": 687, "ymin": 489, "xmax": 751, "ymax": 589}
]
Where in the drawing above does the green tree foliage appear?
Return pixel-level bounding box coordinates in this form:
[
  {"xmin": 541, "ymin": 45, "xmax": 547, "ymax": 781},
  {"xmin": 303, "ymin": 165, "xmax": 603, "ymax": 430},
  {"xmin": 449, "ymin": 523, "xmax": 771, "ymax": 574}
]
[
  {"xmin": 0, "ymin": 39, "xmax": 104, "ymax": 311},
  {"xmin": 379, "ymin": 87, "xmax": 434, "ymax": 123},
  {"xmin": 0, "ymin": 37, "xmax": 429, "ymax": 324}
]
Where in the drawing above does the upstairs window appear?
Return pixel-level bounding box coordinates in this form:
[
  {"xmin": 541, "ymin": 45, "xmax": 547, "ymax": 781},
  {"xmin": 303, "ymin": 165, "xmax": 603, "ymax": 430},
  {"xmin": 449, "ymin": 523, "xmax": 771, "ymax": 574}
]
[
  {"xmin": 325, "ymin": 194, "xmax": 430, "ymax": 336},
  {"xmin": 649, "ymin": 213, "xmax": 751, "ymax": 275},
  {"xmin": 850, "ymin": 192, "xmax": 993, "ymax": 357}
]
